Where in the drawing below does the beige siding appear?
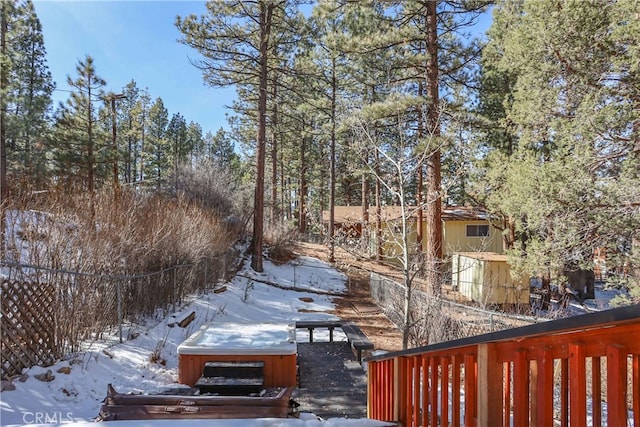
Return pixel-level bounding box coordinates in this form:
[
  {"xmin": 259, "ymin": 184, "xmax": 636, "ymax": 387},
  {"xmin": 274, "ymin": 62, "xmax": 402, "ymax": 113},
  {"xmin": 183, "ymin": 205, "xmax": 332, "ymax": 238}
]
[
  {"xmin": 380, "ymin": 218, "xmax": 419, "ymax": 260},
  {"xmin": 452, "ymin": 253, "xmax": 529, "ymax": 305},
  {"xmin": 377, "ymin": 218, "xmax": 504, "ymax": 259},
  {"xmin": 442, "ymin": 221, "xmax": 503, "ymax": 255}
]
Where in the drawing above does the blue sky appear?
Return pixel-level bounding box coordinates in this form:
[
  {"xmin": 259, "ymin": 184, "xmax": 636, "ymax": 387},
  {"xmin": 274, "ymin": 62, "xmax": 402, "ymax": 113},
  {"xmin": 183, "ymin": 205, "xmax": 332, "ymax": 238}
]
[
  {"xmin": 34, "ymin": 0, "xmax": 235, "ymax": 135},
  {"xmin": 34, "ymin": 1, "xmax": 492, "ymax": 138}
]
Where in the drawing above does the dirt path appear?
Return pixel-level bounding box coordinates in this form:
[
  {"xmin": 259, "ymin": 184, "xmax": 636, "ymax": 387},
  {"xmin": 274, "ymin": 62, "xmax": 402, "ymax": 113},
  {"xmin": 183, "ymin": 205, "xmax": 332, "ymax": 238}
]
[{"xmin": 294, "ymin": 242, "xmax": 404, "ymax": 354}]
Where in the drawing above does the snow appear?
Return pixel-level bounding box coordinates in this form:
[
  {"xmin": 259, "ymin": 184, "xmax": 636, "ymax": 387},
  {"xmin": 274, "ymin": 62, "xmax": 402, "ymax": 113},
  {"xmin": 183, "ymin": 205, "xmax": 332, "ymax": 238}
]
[
  {"xmin": 0, "ymin": 256, "xmax": 386, "ymax": 427},
  {"xmin": 178, "ymin": 322, "xmax": 297, "ymax": 354}
]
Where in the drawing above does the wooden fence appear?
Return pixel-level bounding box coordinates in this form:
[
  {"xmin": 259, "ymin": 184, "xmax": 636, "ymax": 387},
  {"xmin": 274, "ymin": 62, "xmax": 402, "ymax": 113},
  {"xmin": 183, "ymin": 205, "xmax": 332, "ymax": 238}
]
[
  {"xmin": 1, "ymin": 252, "xmax": 239, "ymax": 380},
  {"xmin": 367, "ymin": 304, "xmax": 640, "ymax": 426}
]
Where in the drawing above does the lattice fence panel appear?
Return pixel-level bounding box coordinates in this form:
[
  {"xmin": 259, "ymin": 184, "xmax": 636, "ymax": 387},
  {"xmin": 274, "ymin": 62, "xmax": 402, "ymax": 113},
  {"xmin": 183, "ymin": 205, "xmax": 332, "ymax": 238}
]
[{"xmin": 1, "ymin": 281, "xmax": 59, "ymax": 379}]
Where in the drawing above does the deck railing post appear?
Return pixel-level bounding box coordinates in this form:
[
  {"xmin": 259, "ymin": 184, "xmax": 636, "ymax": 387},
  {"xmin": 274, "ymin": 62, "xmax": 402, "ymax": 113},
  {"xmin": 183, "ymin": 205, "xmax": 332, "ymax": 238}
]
[{"xmin": 478, "ymin": 343, "xmax": 503, "ymax": 427}]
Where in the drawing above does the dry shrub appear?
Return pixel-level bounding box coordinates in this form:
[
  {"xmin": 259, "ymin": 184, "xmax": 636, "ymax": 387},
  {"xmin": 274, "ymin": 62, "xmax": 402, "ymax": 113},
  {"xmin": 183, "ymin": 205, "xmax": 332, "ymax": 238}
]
[
  {"xmin": 8, "ymin": 188, "xmax": 238, "ymax": 274},
  {"xmin": 408, "ymin": 301, "xmax": 465, "ymax": 347},
  {"xmin": 382, "ymin": 284, "xmax": 464, "ymax": 348},
  {"xmin": 265, "ymin": 223, "xmax": 298, "ymax": 265},
  {"xmin": 3, "ymin": 185, "xmax": 242, "ymax": 358},
  {"xmin": 173, "ymin": 160, "xmax": 252, "ymax": 228}
]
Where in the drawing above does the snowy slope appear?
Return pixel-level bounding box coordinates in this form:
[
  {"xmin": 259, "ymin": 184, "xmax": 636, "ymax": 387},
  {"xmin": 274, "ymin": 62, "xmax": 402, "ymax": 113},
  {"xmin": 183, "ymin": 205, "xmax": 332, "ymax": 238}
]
[{"xmin": 0, "ymin": 256, "xmax": 388, "ymax": 427}]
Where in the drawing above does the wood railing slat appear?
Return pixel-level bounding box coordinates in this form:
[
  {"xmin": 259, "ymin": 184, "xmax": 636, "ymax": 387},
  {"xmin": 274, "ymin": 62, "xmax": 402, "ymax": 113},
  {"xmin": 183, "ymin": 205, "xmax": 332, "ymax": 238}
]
[
  {"xmin": 404, "ymin": 357, "xmax": 412, "ymax": 426},
  {"xmin": 478, "ymin": 344, "xmax": 502, "ymax": 427},
  {"xmin": 464, "ymin": 353, "xmax": 476, "ymax": 427},
  {"xmin": 421, "ymin": 356, "xmax": 428, "ymax": 427},
  {"xmin": 569, "ymin": 343, "xmax": 587, "ymax": 427},
  {"xmin": 536, "ymin": 348, "xmax": 554, "ymax": 426},
  {"xmin": 513, "ymin": 349, "xmax": 529, "ymax": 427},
  {"xmin": 441, "ymin": 356, "xmax": 449, "ymax": 427},
  {"xmin": 452, "ymin": 354, "xmax": 461, "ymax": 427},
  {"xmin": 503, "ymin": 361, "xmax": 511, "ymax": 427},
  {"xmin": 606, "ymin": 345, "xmax": 627, "ymax": 427},
  {"xmin": 430, "ymin": 356, "xmax": 438, "ymax": 427}
]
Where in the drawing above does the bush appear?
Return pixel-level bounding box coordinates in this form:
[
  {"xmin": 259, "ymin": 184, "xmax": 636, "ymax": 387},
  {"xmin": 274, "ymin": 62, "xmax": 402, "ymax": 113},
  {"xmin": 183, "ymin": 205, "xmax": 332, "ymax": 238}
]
[
  {"xmin": 265, "ymin": 223, "xmax": 298, "ymax": 265},
  {"xmin": 9, "ymin": 186, "xmax": 239, "ymax": 274},
  {"xmin": 172, "ymin": 160, "xmax": 252, "ymax": 226}
]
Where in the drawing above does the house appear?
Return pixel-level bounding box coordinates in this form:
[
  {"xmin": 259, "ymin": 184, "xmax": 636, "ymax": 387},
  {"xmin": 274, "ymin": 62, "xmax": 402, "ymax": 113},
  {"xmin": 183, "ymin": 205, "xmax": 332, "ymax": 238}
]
[
  {"xmin": 322, "ymin": 205, "xmax": 505, "ymax": 257},
  {"xmin": 323, "ymin": 205, "xmax": 524, "ymax": 306}
]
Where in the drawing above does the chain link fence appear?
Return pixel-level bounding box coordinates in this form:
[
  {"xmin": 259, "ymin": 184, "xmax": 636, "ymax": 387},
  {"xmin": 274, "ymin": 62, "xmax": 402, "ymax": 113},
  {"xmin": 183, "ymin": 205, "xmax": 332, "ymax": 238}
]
[
  {"xmin": 1, "ymin": 249, "xmax": 241, "ymax": 379},
  {"xmin": 370, "ymin": 272, "xmax": 542, "ymax": 346}
]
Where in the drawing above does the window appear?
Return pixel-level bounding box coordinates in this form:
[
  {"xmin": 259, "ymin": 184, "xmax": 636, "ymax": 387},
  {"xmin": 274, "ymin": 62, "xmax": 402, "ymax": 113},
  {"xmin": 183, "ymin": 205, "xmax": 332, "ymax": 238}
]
[{"xmin": 466, "ymin": 224, "xmax": 489, "ymax": 237}]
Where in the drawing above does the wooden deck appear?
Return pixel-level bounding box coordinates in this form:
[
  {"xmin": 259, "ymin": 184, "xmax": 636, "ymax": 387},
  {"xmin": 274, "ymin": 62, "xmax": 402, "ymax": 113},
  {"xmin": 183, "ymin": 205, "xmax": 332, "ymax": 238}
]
[{"xmin": 293, "ymin": 342, "xmax": 369, "ymax": 419}]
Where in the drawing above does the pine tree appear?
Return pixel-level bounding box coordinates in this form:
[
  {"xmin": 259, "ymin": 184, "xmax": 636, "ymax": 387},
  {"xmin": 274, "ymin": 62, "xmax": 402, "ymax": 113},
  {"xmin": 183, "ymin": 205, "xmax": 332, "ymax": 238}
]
[
  {"xmin": 308, "ymin": 1, "xmax": 344, "ymax": 263},
  {"xmin": 136, "ymin": 88, "xmax": 151, "ymax": 185},
  {"xmin": 144, "ymin": 97, "xmax": 168, "ymax": 188},
  {"xmin": 3, "ymin": 0, "xmax": 54, "ymax": 188},
  {"xmin": 477, "ymin": 0, "xmax": 640, "ymax": 297},
  {"xmin": 53, "ymin": 55, "xmax": 107, "ymax": 198},
  {"xmin": 0, "ymin": 0, "xmax": 12, "ymax": 256},
  {"xmin": 177, "ymin": 0, "xmax": 303, "ymax": 272},
  {"xmin": 1, "ymin": 0, "xmax": 54, "ymax": 254},
  {"xmin": 389, "ymin": 0, "xmax": 488, "ymax": 295},
  {"xmin": 119, "ymin": 80, "xmax": 141, "ymax": 185},
  {"xmin": 186, "ymin": 121, "xmax": 204, "ymax": 163},
  {"xmin": 206, "ymin": 128, "xmax": 237, "ymax": 168},
  {"xmin": 166, "ymin": 112, "xmax": 188, "ymax": 188}
]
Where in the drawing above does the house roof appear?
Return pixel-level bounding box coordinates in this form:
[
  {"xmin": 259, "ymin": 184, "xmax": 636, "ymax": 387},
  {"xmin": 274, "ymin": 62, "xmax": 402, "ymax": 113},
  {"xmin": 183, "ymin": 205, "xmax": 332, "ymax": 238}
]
[{"xmin": 322, "ymin": 205, "xmax": 490, "ymax": 224}]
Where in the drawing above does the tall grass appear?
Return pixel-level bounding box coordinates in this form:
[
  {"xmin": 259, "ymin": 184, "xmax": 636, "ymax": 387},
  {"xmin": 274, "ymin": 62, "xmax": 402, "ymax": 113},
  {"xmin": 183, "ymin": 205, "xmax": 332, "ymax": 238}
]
[{"xmin": 7, "ymin": 185, "xmax": 241, "ymax": 276}]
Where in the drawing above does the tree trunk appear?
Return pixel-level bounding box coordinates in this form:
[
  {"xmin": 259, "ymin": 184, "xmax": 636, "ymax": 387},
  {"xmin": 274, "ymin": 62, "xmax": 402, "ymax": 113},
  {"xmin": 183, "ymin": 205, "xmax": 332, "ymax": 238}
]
[
  {"xmin": 139, "ymin": 105, "xmax": 145, "ymax": 185},
  {"xmin": 270, "ymin": 79, "xmax": 278, "ymax": 225},
  {"xmin": 425, "ymin": 0, "xmax": 442, "ymax": 295},
  {"xmin": 298, "ymin": 130, "xmax": 307, "ymax": 234},
  {"xmin": 328, "ymin": 56, "xmax": 337, "ymax": 263},
  {"xmin": 361, "ymin": 160, "xmax": 369, "ymax": 251},
  {"xmin": 375, "ymin": 150, "xmax": 382, "ymax": 261},
  {"xmin": 416, "ymin": 82, "xmax": 424, "ymax": 251},
  {"xmin": 0, "ymin": 2, "xmax": 8, "ymax": 257},
  {"xmin": 251, "ymin": 2, "xmax": 274, "ymax": 272},
  {"xmin": 87, "ymin": 75, "xmax": 95, "ymax": 222}
]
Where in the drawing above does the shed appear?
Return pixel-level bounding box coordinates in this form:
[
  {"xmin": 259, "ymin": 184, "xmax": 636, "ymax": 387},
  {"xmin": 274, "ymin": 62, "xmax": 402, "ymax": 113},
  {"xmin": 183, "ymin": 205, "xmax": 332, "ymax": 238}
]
[{"xmin": 452, "ymin": 252, "xmax": 529, "ymax": 306}]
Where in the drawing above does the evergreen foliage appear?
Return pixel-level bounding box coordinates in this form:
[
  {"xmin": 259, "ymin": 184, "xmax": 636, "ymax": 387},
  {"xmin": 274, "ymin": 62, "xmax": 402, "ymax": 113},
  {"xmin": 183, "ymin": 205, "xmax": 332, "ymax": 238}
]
[
  {"xmin": 1, "ymin": 0, "xmax": 54, "ymax": 189},
  {"xmin": 52, "ymin": 55, "xmax": 107, "ymax": 193},
  {"xmin": 1, "ymin": 0, "xmax": 637, "ymax": 305},
  {"xmin": 475, "ymin": 0, "xmax": 640, "ymax": 293}
]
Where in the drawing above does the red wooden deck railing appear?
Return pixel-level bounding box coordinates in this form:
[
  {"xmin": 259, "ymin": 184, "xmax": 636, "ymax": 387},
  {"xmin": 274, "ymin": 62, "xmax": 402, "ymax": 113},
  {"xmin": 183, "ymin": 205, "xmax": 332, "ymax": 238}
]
[{"xmin": 367, "ymin": 304, "xmax": 640, "ymax": 426}]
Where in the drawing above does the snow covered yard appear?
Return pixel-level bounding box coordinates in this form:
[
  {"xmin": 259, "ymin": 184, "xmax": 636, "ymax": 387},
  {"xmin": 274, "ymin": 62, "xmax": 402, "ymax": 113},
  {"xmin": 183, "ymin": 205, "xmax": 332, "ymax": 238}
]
[{"xmin": 0, "ymin": 256, "xmax": 389, "ymax": 427}]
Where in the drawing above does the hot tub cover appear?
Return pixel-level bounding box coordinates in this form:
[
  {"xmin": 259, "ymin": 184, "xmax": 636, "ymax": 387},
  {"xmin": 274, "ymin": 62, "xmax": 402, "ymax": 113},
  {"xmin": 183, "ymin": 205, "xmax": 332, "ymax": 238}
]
[{"xmin": 178, "ymin": 322, "xmax": 297, "ymax": 355}]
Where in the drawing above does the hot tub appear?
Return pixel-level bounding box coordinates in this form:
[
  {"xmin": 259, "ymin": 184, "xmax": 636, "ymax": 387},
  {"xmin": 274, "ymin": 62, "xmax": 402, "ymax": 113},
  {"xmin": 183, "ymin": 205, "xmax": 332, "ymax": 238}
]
[{"xmin": 177, "ymin": 322, "xmax": 297, "ymax": 388}]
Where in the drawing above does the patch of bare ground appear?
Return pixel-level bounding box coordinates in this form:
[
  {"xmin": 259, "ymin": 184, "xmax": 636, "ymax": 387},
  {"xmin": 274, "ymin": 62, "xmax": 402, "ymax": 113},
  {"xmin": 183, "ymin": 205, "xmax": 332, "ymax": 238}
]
[{"xmin": 294, "ymin": 242, "xmax": 404, "ymax": 354}]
